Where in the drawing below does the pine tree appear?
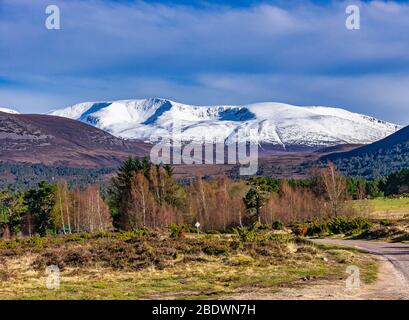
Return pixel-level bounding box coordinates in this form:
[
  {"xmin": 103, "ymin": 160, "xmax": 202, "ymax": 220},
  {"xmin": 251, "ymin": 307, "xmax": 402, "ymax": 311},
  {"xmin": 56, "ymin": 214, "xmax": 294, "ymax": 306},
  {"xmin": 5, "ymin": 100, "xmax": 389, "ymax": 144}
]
[{"xmin": 24, "ymin": 181, "xmax": 57, "ymax": 236}]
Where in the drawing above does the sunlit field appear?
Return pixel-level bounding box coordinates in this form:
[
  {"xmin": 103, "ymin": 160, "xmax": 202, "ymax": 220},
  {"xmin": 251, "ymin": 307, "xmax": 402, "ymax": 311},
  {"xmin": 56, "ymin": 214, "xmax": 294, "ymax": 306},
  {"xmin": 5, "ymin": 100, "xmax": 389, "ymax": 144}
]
[{"xmin": 353, "ymin": 198, "xmax": 409, "ymax": 219}]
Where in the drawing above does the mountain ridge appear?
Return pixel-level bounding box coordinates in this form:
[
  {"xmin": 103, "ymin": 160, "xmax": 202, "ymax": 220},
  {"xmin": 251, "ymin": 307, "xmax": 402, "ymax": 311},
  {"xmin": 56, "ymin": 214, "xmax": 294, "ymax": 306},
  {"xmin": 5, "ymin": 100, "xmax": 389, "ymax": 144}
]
[
  {"xmin": 48, "ymin": 98, "xmax": 401, "ymax": 150},
  {"xmin": 0, "ymin": 107, "xmax": 19, "ymax": 114}
]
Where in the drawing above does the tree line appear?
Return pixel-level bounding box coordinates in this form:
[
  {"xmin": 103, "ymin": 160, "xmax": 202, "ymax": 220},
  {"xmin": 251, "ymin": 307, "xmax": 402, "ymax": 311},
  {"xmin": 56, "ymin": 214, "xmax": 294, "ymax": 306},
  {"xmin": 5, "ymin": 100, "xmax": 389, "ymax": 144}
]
[
  {"xmin": 2, "ymin": 157, "xmax": 409, "ymax": 239},
  {"xmin": 0, "ymin": 162, "xmax": 114, "ymax": 191},
  {"xmin": 0, "ymin": 181, "xmax": 111, "ymax": 238},
  {"xmin": 107, "ymin": 159, "xmax": 371, "ymax": 231}
]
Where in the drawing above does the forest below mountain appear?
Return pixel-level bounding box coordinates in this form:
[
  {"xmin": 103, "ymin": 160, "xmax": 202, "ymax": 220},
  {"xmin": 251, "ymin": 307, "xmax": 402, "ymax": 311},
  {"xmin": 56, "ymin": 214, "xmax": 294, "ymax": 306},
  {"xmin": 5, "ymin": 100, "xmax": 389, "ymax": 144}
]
[
  {"xmin": 2, "ymin": 156, "xmax": 409, "ymax": 239},
  {"xmin": 322, "ymin": 125, "xmax": 409, "ymax": 178},
  {"xmin": 0, "ymin": 162, "xmax": 114, "ymax": 190},
  {"xmin": 328, "ymin": 142, "xmax": 409, "ymax": 178}
]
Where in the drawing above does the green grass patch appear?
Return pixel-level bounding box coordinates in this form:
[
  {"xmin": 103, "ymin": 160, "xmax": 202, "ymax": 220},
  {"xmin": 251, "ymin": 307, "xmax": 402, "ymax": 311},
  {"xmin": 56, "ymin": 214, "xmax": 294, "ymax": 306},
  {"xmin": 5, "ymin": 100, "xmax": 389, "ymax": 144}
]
[{"xmin": 352, "ymin": 198, "xmax": 409, "ymax": 218}]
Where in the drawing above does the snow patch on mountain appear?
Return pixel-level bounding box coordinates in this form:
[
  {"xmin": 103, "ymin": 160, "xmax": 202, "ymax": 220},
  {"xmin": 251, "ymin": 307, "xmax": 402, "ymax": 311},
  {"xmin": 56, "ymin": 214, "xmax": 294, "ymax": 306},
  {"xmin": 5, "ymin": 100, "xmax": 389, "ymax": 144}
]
[
  {"xmin": 0, "ymin": 107, "xmax": 20, "ymax": 114},
  {"xmin": 48, "ymin": 98, "xmax": 401, "ymax": 148}
]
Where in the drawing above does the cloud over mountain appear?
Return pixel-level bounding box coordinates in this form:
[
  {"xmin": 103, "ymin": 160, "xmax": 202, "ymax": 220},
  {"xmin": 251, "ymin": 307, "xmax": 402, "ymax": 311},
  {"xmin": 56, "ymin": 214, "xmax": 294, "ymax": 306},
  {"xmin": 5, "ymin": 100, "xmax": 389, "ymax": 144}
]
[{"xmin": 1, "ymin": 0, "xmax": 409, "ymax": 124}]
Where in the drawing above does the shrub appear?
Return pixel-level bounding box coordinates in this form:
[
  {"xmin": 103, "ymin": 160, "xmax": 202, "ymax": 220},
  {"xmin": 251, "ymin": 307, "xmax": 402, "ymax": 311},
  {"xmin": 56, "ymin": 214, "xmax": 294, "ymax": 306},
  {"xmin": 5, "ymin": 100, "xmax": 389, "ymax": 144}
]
[
  {"xmin": 26, "ymin": 235, "xmax": 47, "ymax": 248},
  {"xmin": 305, "ymin": 220, "xmax": 328, "ymax": 236},
  {"xmin": 234, "ymin": 227, "xmax": 257, "ymax": 242},
  {"xmin": 379, "ymin": 219, "xmax": 394, "ymax": 227},
  {"xmin": 121, "ymin": 229, "xmax": 148, "ymax": 240},
  {"xmin": 80, "ymin": 232, "xmax": 92, "ymax": 240},
  {"xmin": 203, "ymin": 244, "xmax": 229, "ymax": 255},
  {"xmin": 306, "ymin": 216, "xmax": 372, "ymax": 236},
  {"xmin": 63, "ymin": 248, "xmax": 93, "ymax": 267},
  {"xmin": 292, "ymin": 224, "xmax": 308, "ymax": 237},
  {"xmin": 265, "ymin": 233, "xmax": 291, "ymax": 242},
  {"xmin": 272, "ymin": 221, "xmax": 284, "ymax": 230},
  {"xmin": 327, "ymin": 216, "xmax": 371, "ymax": 235},
  {"xmin": 257, "ymin": 223, "xmax": 271, "ymax": 230},
  {"xmin": 94, "ymin": 231, "xmax": 113, "ymax": 239},
  {"xmin": 183, "ymin": 225, "xmax": 199, "ymax": 233},
  {"xmin": 169, "ymin": 224, "xmax": 182, "ymax": 238}
]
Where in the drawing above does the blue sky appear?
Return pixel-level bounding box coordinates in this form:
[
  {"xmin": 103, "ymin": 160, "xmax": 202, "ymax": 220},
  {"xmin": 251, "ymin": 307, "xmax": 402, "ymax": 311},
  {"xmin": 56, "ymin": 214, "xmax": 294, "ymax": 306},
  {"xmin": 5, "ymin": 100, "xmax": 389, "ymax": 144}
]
[{"xmin": 1, "ymin": 0, "xmax": 409, "ymax": 124}]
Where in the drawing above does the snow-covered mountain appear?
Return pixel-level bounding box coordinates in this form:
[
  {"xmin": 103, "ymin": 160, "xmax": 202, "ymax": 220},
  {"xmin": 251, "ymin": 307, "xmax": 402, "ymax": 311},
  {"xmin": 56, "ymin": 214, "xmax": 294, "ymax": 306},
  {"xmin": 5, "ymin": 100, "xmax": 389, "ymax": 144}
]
[
  {"xmin": 48, "ymin": 98, "xmax": 401, "ymax": 149},
  {"xmin": 0, "ymin": 107, "xmax": 19, "ymax": 114}
]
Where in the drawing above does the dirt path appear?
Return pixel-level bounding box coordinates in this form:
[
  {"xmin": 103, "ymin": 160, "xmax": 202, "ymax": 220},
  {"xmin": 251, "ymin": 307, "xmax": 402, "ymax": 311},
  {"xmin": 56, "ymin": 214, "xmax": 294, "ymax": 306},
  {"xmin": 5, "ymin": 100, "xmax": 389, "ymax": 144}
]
[
  {"xmin": 313, "ymin": 239, "xmax": 409, "ymax": 284},
  {"xmin": 309, "ymin": 239, "xmax": 409, "ymax": 299},
  {"xmin": 225, "ymin": 239, "xmax": 409, "ymax": 300}
]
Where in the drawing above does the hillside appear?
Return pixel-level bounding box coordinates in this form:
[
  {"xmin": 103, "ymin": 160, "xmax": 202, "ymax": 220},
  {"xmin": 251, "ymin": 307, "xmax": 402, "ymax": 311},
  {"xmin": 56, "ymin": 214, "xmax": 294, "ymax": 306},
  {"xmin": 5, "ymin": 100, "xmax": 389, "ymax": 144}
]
[
  {"xmin": 48, "ymin": 98, "xmax": 400, "ymax": 150},
  {"xmin": 0, "ymin": 112, "xmax": 150, "ymax": 168},
  {"xmin": 321, "ymin": 125, "xmax": 409, "ymax": 178}
]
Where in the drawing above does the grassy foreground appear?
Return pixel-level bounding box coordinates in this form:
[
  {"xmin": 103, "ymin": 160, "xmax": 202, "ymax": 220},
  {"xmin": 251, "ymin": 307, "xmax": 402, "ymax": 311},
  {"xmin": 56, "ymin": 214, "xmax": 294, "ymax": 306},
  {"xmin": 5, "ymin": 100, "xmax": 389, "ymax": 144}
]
[{"xmin": 0, "ymin": 230, "xmax": 377, "ymax": 300}]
